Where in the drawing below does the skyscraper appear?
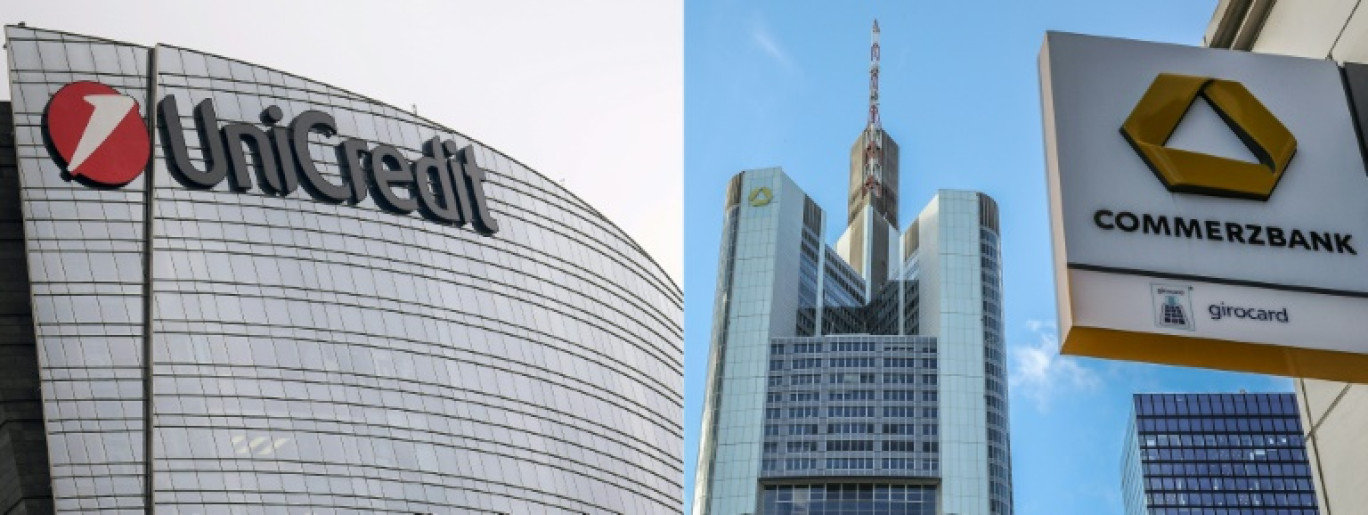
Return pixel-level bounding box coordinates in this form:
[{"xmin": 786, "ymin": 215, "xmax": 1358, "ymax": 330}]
[
  {"xmin": 691, "ymin": 22, "xmax": 1012, "ymax": 515},
  {"xmin": 1, "ymin": 26, "xmax": 681, "ymax": 514},
  {"xmin": 1120, "ymin": 393, "xmax": 1318, "ymax": 515}
]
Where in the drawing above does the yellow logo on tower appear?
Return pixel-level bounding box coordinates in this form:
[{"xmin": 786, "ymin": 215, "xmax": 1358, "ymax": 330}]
[
  {"xmin": 748, "ymin": 186, "xmax": 773, "ymax": 207},
  {"xmin": 1121, "ymin": 73, "xmax": 1297, "ymax": 201}
]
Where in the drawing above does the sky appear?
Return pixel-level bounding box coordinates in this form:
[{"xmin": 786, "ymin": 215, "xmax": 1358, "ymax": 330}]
[
  {"xmin": 684, "ymin": 2, "xmax": 1294, "ymax": 515},
  {"xmin": 0, "ymin": 0, "xmax": 683, "ymax": 283}
]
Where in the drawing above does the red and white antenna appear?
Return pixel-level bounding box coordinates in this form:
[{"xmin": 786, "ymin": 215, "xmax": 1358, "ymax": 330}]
[{"xmin": 862, "ymin": 19, "xmax": 884, "ymax": 199}]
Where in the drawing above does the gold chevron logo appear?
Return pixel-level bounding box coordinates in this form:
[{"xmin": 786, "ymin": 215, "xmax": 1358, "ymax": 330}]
[
  {"xmin": 749, "ymin": 186, "xmax": 773, "ymax": 207},
  {"xmin": 1121, "ymin": 73, "xmax": 1297, "ymax": 201}
]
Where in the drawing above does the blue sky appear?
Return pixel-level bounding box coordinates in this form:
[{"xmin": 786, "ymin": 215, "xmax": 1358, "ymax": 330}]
[{"xmin": 683, "ymin": 1, "xmax": 1295, "ymax": 514}]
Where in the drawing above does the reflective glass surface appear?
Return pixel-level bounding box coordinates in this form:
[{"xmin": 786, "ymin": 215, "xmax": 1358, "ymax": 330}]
[
  {"xmin": 1122, "ymin": 393, "xmax": 1317, "ymax": 515},
  {"xmin": 7, "ymin": 27, "xmax": 153, "ymax": 513},
  {"xmin": 7, "ymin": 26, "xmax": 682, "ymax": 514},
  {"xmin": 760, "ymin": 483, "xmax": 936, "ymax": 515},
  {"xmin": 762, "ymin": 335, "xmax": 940, "ymax": 479}
]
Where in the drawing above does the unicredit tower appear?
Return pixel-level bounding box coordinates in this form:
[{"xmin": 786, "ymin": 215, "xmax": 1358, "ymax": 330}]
[{"xmin": 1, "ymin": 26, "xmax": 682, "ymax": 513}]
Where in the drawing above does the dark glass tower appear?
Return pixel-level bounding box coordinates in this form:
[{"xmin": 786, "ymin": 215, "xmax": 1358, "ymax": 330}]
[{"xmin": 1121, "ymin": 393, "xmax": 1319, "ymax": 515}]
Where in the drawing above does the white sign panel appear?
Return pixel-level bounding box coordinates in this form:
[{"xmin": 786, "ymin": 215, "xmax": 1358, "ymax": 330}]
[{"xmin": 1040, "ymin": 32, "xmax": 1368, "ymax": 381}]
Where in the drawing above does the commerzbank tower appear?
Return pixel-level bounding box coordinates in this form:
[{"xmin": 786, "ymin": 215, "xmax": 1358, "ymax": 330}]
[{"xmin": 691, "ymin": 21, "xmax": 1014, "ymax": 515}]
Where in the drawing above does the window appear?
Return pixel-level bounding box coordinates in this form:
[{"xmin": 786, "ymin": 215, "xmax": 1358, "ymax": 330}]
[
  {"xmin": 789, "ymin": 407, "xmax": 819, "ymax": 418},
  {"xmin": 831, "ymin": 357, "xmax": 876, "ymax": 368},
  {"xmin": 883, "ymin": 441, "xmax": 917, "ymax": 452},
  {"xmin": 884, "ymin": 373, "xmax": 915, "ymax": 384},
  {"xmin": 829, "ymin": 390, "xmax": 874, "ymax": 401},
  {"xmin": 883, "ymin": 424, "xmax": 916, "ymax": 435},
  {"xmin": 826, "ymin": 458, "xmax": 874, "ymax": 470},
  {"xmin": 786, "ymin": 458, "xmax": 817, "ymax": 470},
  {"xmin": 884, "ymin": 406, "xmax": 914, "ymax": 418},
  {"xmin": 788, "ymin": 424, "xmax": 819, "ymax": 435},
  {"xmin": 828, "ymin": 423, "xmax": 875, "ymax": 434},
  {"xmin": 826, "ymin": 440, "xmax": 873, "ymax": 452},
  {"xmin": 882, "ymin": 458, "xmax": 914, "ymax": 470},
  {"xmin": 832, "ymin": 342, "xmax": 875, "ymax": 352},
  {"xmin": 884, "ymin": 358, "xmax": 916, "ymax": 368},
  {"xmin": 831, "ymin": 373, "xmax": 876, "ymax": 384},
  {"xmin": 884, "ymin": 390, "xmax": 914, "ymax": 401},
  {"xmin": 827, "ymin": 406, "xmax": 874, "ymax": 418},
  {"xmin": 789, "ymin": 391, "xmax": 819, "ymax": 402}
]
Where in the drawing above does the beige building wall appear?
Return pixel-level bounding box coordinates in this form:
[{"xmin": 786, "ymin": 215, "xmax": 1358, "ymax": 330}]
[
  {"xmin": 1205, "ymin": 2, "xmax": 1368, "ymax": 513},
  {"xmin": 1295, "ymin": 379, "xmax": 1368, "ymax": 514},
  {"xmin": 1203, "ymin": 0, "xmax": 1368, "ymax": 60}
]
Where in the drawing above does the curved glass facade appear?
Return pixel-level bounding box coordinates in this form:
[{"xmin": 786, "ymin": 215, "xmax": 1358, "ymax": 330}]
[{"xmin": 5, "ymin": 25, "xmax": 682, "ymax": 514}]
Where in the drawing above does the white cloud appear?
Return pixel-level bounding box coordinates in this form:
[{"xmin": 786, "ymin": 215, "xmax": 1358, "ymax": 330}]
[
  {"xmin": 751, "ymin": 22, "xmax": 795, "ymax": 71},
  {"xmin": 1010, "ymin": 319, "xmax": 1101, "ymax": 411}
]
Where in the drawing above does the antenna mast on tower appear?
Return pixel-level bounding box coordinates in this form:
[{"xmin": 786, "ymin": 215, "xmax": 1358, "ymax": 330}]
[{"xmin": 862, "ymin": 19, "xmax": 884, "ymax": 199}]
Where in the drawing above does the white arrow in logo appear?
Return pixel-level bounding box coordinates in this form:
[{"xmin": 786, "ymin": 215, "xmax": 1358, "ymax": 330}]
[{"xmin": 67, "ymin": 94, "xmax": 136, "ymax": 172}]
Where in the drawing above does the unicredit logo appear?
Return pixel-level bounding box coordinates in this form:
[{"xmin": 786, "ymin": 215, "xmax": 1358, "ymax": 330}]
[
  {"xmin": 42, "ymin": 81, "xmax": 151, "ymax": 187},
  {"xmin": 41, "ymin": 81, "xmax": 498, "ymax": 235}
]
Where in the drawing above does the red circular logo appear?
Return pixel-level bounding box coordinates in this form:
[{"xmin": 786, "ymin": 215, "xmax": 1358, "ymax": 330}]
[{"xmin": 43, "ymin": 81, "xmax": 150, "ymax": 188}]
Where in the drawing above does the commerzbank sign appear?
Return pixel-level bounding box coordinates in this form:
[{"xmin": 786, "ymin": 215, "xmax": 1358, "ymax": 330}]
[
  {"xmin": 1040, "ymin": 32, "xmax": 1368, "ymax": 382},
  {"xmin": 42, "ymin": 81, "xmax": 498, "ymax": 235},
  {"xmin": 1092, "ymin": 72, "xmax": 1355, "ymax": 256}
]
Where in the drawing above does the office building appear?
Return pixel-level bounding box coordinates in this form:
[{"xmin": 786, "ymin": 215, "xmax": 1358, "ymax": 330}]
[
  {"xmin": 692, "ymin": 22, "xmax": 1011, "ymax": 515},
  {"xmin": 1, "ymin": 26, "xmax": 682, "ymax": 513},
  {"xmin": 1120, "ymin": 393, "xmax": 1318, "ymax": 515},
  {"xmin": 1204, "ymin": 4, "xmax": 1368, "ymax": 513}
]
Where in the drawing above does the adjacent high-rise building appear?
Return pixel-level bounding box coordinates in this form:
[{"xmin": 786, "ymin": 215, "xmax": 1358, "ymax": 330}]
[
  {"xmin": 691, "ymin": 22, "xmax": 1012, "ymax": 515},
  {"xmin": 1120, "ymin": 393, "xmax": 1319, "ymax": 515}
]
